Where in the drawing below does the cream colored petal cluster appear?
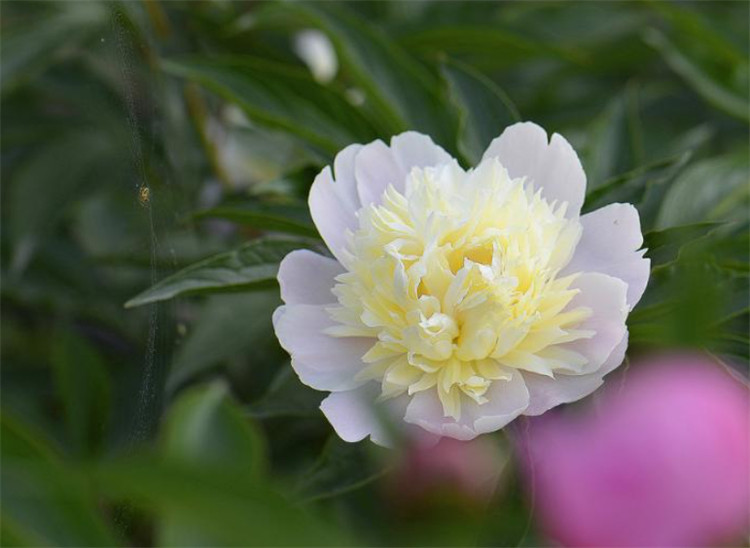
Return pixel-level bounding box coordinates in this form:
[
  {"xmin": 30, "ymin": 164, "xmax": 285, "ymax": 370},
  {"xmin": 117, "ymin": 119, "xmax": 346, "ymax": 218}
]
[
  {"xmin": 328, "ymin": 159, "xmax": 592, "ymax": 420},
  {"xmin": 273, "ymin": 123, "xmax": 650, "ymax": 444}
]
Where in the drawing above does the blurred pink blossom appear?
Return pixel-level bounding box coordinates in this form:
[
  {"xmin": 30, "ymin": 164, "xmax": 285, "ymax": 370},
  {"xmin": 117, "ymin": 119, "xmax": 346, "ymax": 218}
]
[
  {"xmin": 519, "ymin": 353, "xmax": 749, "ymax": 547},
  {"xmin": 387, "ymin": 434, "xmax": 506, "ymax": 508}
]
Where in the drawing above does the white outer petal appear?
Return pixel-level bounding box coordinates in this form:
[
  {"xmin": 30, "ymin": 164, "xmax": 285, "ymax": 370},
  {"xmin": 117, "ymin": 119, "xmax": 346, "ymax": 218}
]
[
  {"xmin": 309, "ymin": 166, "xmax": 357, "ymax": 263},
  {"xmin": 389, "ymin": 132, "xmax": 453, "ymax": 175},
  {"xmin": 562, "ymin": 272, "xmax": 629, "ymax": 375},
  {"xmin": 482, "ymin": 122, "xmax": 586, "ymax": 217},
  {"xmin": 320, "ymin": 384, "xmax": 382, "ymax": 443},
  {"xmin": 354, "ymin": 140, "xmax": 402, "ymax": 207},
  {"xmin": 272, "ymin": 304, "xmax": 372, "ymax": 391},
  {"xmin": 522, "ymin": 332, "xmax": 629, "ymax": 416},
  {"xmin": 563, "ymin": 203, "xmax": 650, "ymax": 309},
  {"xmin": 355, "ymin": 132, "xmax": 452, "ymax": 207},
  {"xmin": 404, "ymin": 370, "xmax": 529, "ymax": 440},
  {"xmin": 320, "ymin": 385, "xmax": 410, "ymax": 446},
  {"xmin": 332, "ymin": 143, "xmax": 362, "ymax": 211},
  {"xmin": 278, "ymin": 249, "xmax": 343, "ymax": 306}
]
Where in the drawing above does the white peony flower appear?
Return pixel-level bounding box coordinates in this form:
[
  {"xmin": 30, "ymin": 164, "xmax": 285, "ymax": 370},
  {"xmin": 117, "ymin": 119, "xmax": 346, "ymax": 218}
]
[{"xmin": 273, "ymin": 122, "xmax": 650, "ymax": 444}]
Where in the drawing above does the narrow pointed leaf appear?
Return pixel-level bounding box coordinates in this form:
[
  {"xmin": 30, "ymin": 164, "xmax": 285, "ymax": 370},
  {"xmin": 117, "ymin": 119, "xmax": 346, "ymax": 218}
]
[
  {"xmin": 297, "ymin": 437, "xmax": 390, "ymax": 503},
  {"xmin": 271, "ymin": 2, "xmax": 457, "ymax": 147},
  {"xmin": 644, "ymin": 29, "xmax": 750, "ymax": 123},
  {"xmin": 125, "ymin": 237, "xmax": 320, "ymax": 308},
  {"xmin": 441, "ymin": 59, "xmax": 520, "ymax": 164},
  {"xmin": 644, "ymin": 222, "xmax": 724, "ymax": 269},
  {"xmin": 194, "ymin": 202, "xmax": 318, "ymax": 238},
  {"xmin": 162, "ymin": 56, "xmax": 378, "ymax": 156}
]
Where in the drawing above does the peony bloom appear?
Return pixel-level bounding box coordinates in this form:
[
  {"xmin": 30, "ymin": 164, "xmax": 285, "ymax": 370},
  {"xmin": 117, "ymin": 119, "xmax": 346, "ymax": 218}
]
[
  {"xmin": 518, "ymin": 353, "xmax": 750, "ymax": 547},
  {"xmin": 273, "ymin": 122, "xmax": 650, "ymax": 444}
]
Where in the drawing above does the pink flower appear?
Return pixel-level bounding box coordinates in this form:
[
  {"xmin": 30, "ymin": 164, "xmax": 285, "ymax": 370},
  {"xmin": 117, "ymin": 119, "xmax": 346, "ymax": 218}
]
[
  {"xmin": 519, "ymin": 354, "xmax": 750, "ymax": 547},
  {"xmin": 387, "ymin": 435, "xmax": 506, "ymax": 507}
]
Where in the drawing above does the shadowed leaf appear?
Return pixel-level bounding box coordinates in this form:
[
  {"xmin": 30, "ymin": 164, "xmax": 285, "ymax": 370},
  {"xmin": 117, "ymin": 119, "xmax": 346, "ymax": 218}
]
[
  {"xmin": 163, "ymin": 56, "xmax": 378, "ymax": 156},
  {"xmin": 441, "ymin": 59, "xmax": 520, "ymax": 164},
  {"xmin": 194, "ymin": 202, "xmax": 318, "ymax": 238},
  {"xmin": 125, "ymin": 237, "xmax": 321, "ymax": 308}
]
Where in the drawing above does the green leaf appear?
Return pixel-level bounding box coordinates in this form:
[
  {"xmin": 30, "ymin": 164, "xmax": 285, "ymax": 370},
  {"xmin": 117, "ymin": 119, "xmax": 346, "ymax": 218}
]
[
  {"xmin": 159, "ymin": 383, "xmax": 269, "ymax": 545},
  {"xmin": 656, "ymin": 151, "xmax": 750, "ymax": 229},
  {"xmin": 7, "ymin": 131, "xmax": 115, "ymax": 274},
  {"xmin": 0, "ymin": 4, "xmax": 106, "ymax": 93},
  {"xmin": 246, "ymin": 363, "xmax": 324, "ymax": 419},
  {"xmin": 644, "ymin": 29, "xmax": 750, "ymax": 123},
  {"xmin": 583, "ymin": 151, "xmax": 691, "ymax": 219},
  {"xmin": 631, "ymin": 238, "xmax": 746, "ymax": 354},
  {"xmin": 248, "ymin": 165, "xmax": 322, "ymax": 201},
  {"xmin": 167, "ymin": 292, "xmax": 284, "ymax": 394},
  {"xmin": 647, "ymin": 2, "xmax": 748, "ymax": 69},
  {"xmin": 1, "ymin": 413, "xmax": 62, "ymax": 462},
  {"xmin": 194, "ymin": 202, "xmax": 319, "ymax": 238},
  {"xmin": 440, "ymin": 59, "xmax": 520, "ymax": 164},
  {"xmin": 93, "ymin": 456, "xmax": 346, "ymax": 546},
  {"xmin": 643, "ymin": 222, "xmax": 723, "ymax": 269},
  {"xmin": 297, "ymin": 437, "xmax": 390, "ymax": 503},
  {"xmin": 1, "ymin": 415, "xmax": 119, "ymax": 547},
  {"xmin": 125, "ymin": 237, "xmax": 320, "ymax": 308},
  {"xmin": 162, "ymin": 56, "xmax": 377, "ymax": 156},
  {"xmin": 581, "ymin": 90, "xmax": 643, "ymax": 189},
  {"xmin": 710, "ymin": 226, "xmax": 750, "ymax": 275},
  {"xmin": 162, "ymin": 382, "xmax": 266, "ymax": 472},
  {"xmin": 400, "ymin": 26, "xmax": 584, "ymax": 70},
  {"xmin": 51, "ymin": 330, "xmax": 112, "ymax": 457},
  {"xmin": 274, "ymin": 2, "xmax": 457, "ymax": 147}
]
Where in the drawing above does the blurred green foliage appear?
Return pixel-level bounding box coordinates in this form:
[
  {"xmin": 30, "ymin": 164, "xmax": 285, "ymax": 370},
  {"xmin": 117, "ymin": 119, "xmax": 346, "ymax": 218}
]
[{"xmin": 1, "ymin": 1, "xmax": 748, "ymax": 546}]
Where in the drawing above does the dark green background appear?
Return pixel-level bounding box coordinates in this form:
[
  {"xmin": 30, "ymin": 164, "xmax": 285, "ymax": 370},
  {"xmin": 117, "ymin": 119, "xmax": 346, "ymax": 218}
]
[{"xmin": 1, "ymin": 1, "xmax": 748, "ymax": 545}]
